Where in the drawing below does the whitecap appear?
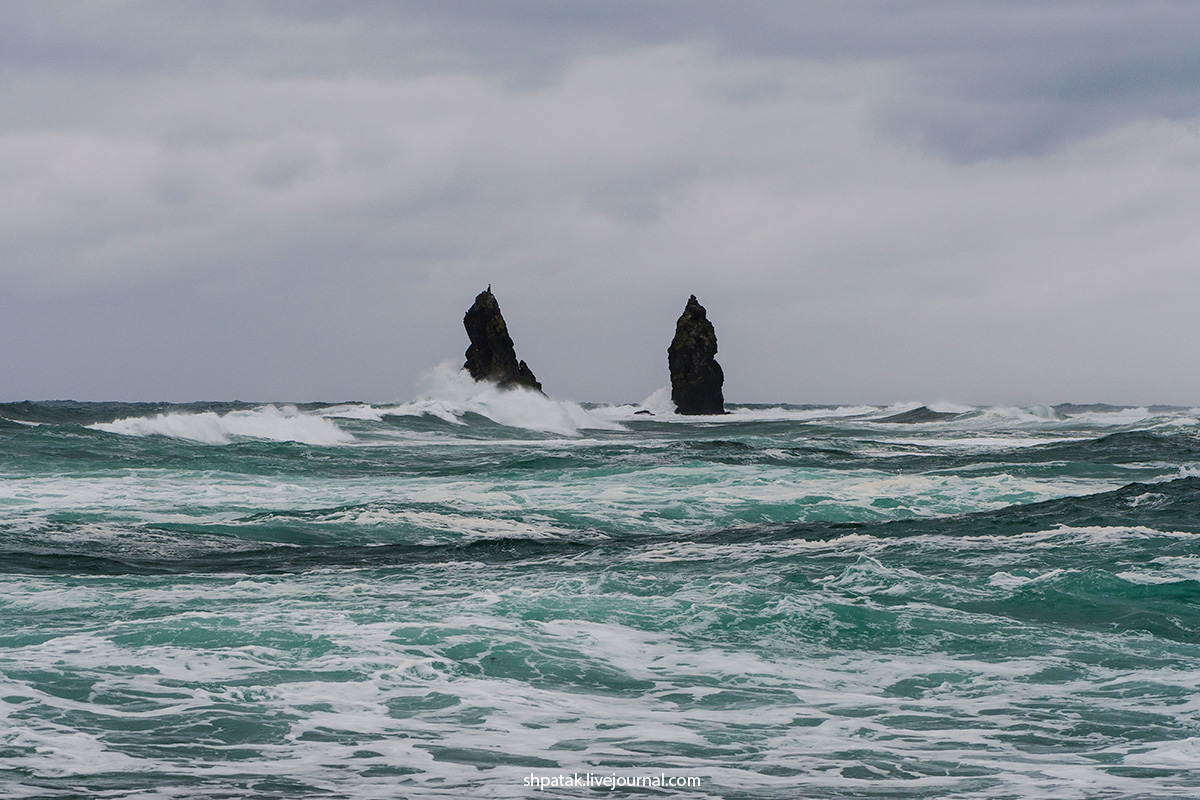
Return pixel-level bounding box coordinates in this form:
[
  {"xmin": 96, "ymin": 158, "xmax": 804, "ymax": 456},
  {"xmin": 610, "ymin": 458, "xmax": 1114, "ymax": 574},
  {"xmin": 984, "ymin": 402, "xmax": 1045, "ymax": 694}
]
[
  {"xmin": 378, "ymin": 362, "xmax": 622, "ymax": 436},
  {"xmin": 90, "ymin": 405, "xmax": 352, "ymax": 445}
]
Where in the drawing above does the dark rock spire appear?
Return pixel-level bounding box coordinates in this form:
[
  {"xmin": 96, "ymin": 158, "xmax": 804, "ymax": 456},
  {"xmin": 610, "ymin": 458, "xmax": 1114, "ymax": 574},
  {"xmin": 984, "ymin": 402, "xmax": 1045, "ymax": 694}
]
[
  {"xmin": 463, "ymin": 288, "xmax": 543, "ymax": 392},
  {"xmin": 668, "ymin": 295, "xmax": 725, "ymax": 415}
]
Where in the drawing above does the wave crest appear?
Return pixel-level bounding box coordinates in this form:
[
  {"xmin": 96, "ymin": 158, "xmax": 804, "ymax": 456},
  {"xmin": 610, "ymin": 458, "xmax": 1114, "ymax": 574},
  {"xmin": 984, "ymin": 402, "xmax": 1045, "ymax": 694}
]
[
  {"xmin": 329, "ymin": 363, "xmax": 622, "ymax": 436},
  {"xmin": 90, "ymin": 405, "xmax": 353, "ymax": 445}
]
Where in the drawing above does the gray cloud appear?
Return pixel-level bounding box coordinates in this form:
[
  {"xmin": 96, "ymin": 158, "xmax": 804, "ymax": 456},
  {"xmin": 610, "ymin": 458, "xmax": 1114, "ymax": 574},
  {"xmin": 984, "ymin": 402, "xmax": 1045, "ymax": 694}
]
[{"xmin": 3, "ymin": 2, "xmax": 1200, "ymax": 403}]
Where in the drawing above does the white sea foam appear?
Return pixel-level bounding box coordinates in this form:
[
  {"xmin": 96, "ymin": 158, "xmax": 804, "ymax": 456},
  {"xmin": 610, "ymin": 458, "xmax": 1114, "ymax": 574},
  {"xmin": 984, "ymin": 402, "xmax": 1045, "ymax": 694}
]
[
  {"xmin": 962, "ymin": 404, "xmax": 1059, "ymax": 423},
  {"xmin": 887, "ymin": 435, "xmax": 1082, "ymax": 450},
  {"xmin": 1058, "ymin": 405, "xmax": 1194, "ymax": 429},
  {"xmin": 1123, "ymin": 736, "xmax": 1200, "ymax": 766},
  {"xmin": 707, "ymin": 403, "xmax": 885, "ymax": 424},
  {"xmin": 290, "ymin": 507, "xmax": 598, "ymax": 544},
  {"xmin": 882, "ymin": 400, "xmax": 977, "ymax": 415},
  {"xmin": 0, "ymin": 461, "xmax": 1112, "ymax": 547},
  {"xmin": 0, "ymin": 726, "xmax": 149, "ymax": 778},
  {"xmin": 1115, "ymin": 554, "xmax": 1200, "ymax": 585},
  {"xmin": 594, "ymin": 395, "xmax": 900, "ymax": 424},
  {"xmin": 13, "ymin": 392, "xmax": 1200, "ymax": 799},
  {"xmin": 318, "ymin": 403, "xmax": 400, "ymax": 421},
  {"xmin": 987, "ymin": 568, "xmax": 1069, "ymax": 590},
  {"xmin": 91, "ymin": 405, "xmax": 352, "ymax": 445},
  {"xmin": 360, "ymin": 362, "xmax": 622, "ymax": 436},
  {"xmin": 594, "ymin": 398, "xmax": 1072, "ymax": 429},
  {"xmin": 5, "ymin": 563, "xmax": 1193, "ymax": 799},
  {"xmin": 637, "ymin": 386, "xmax": 678, "ymax": 416}
]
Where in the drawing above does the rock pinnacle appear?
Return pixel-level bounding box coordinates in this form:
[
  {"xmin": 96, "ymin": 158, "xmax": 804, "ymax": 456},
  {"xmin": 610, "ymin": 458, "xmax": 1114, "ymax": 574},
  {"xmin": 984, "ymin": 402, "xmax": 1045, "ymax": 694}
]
[
  {"xmin": 668, "ymin": 294, "xmax": 725, "ymax": 415},
  {"xmin": 463, "ymin": 288, "xmax": 542, "ymax": 392}
]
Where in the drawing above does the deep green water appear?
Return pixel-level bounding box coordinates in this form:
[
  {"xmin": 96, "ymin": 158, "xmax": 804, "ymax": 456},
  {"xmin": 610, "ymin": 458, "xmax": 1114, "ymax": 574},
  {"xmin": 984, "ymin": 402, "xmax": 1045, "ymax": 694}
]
[{"xmin": 3, "ymin": 383, "xmax": 1200, "ymax": 798}]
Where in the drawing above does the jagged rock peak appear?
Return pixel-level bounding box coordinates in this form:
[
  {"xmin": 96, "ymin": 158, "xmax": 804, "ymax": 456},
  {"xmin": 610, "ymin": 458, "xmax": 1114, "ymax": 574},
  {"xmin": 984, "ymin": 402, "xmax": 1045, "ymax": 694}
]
[
  {"xmin": 668, "ymin": 294, "xmax": 725, "ymax": 415},
  {"xmin": 463, "ymin": 288, "xmax": 543, "ymax": 392}
]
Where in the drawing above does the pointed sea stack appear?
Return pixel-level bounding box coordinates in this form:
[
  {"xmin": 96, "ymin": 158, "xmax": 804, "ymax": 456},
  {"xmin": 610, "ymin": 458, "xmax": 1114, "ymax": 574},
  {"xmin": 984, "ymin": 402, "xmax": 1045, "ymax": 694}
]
[
  {"xmin": 668, "ymin": 294, "xmax": 724, "ymax": 415},
  {"xmin": 463, "ymin": 288, "xmax": 543, "ymax": 392}
]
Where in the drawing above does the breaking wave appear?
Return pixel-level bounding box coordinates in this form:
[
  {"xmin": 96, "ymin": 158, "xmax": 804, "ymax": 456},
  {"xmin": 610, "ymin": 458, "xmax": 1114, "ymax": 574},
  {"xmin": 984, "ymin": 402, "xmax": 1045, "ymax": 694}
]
[
  {"xmin": 90, "ymin": 405, "xmax": 353, "ymax": 445},
  {"xmin": 325, "ymin": 362, "xmax": 622, "ymax": 436}
]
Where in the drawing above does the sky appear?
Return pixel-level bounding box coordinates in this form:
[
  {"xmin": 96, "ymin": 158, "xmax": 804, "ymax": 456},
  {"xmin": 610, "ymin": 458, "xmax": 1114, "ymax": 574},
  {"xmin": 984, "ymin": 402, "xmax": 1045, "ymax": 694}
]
[{"xmin": 3, "ymin": 1, "xmax": 1200, "ymax": 405}]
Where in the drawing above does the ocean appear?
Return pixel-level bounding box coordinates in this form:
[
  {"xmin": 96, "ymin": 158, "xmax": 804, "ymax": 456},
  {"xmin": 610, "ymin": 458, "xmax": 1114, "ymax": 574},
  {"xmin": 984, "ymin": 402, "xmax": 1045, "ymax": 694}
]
[{"xmin": 4, "ymin": 368, "xmax": 1200, "ymax": 798}]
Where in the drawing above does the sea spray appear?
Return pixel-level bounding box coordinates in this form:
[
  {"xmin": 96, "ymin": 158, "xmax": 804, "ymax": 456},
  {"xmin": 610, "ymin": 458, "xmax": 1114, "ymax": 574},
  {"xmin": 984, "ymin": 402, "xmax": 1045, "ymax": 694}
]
[
  {"xmin": 379, "ymin": 361, "xmax": 622, "ymax": 436},
  {"xmin": 91, "ymin": 404, "xmax": 352, "ymax": 445}
]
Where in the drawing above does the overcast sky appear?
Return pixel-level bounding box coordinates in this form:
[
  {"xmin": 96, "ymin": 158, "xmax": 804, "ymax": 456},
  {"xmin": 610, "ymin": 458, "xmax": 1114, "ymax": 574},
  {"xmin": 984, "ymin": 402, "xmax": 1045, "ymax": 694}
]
[{"xmin": 3, "ymin": 1, "xmax": 1200, "ymax": 405}]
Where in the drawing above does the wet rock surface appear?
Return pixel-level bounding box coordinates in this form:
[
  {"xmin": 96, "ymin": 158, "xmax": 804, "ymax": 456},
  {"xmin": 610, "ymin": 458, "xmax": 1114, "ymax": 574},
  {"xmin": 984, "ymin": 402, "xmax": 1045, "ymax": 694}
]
[
  {"xmin": 668, "ymin": 295, "xmax": 724, "ymax": 415},
  {"xmin": 463, "ymin": 288, "xmax": 542, "ymax": 392}
]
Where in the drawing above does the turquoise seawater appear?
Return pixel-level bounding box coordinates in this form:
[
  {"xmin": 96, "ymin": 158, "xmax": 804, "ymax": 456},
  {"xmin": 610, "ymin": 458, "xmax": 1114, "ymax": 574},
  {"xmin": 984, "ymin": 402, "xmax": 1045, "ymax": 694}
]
[{"xmin": 4, "ymin": 379, "xmax": 1200, "ymax": 798}]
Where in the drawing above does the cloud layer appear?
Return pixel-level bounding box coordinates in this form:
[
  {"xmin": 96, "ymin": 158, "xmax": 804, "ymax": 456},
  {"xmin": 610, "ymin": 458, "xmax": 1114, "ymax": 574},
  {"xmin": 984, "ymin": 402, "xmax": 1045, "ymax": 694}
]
[{"xmin": 4, "ymin": 2, "xmax": 1200, "ymax": 403}]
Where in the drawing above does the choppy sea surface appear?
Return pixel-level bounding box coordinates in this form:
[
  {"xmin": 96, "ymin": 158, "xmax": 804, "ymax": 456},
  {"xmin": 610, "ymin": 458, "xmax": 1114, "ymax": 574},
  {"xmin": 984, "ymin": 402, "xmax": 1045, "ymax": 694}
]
[{"xmin": 4, "ymin": 372, "xmax": 1200, "ymax": 798}]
